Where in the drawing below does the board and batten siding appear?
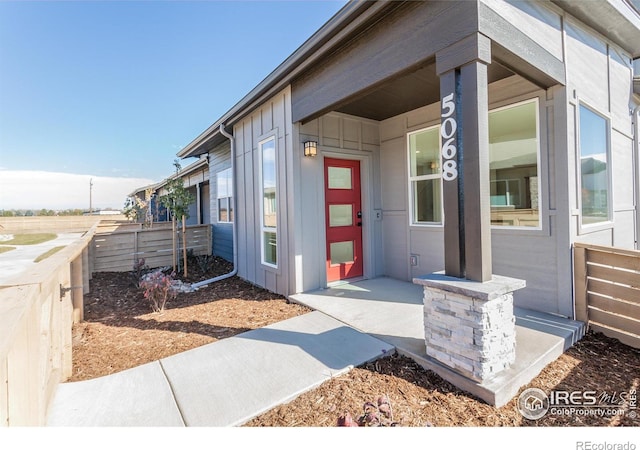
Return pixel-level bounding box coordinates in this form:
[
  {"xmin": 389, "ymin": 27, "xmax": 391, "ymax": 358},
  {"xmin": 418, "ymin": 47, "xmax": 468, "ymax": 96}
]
[
  {"xmin": 209, "ymin": 140, "xmax": 233, "ymax": 262},
  {"xmin": 379, "ymin": 75, "xmax": 574, "ymax": 316},
  {"xmin": 564, "ymin": 16, "xmax": 638, "ymax": 250},
  {"xmin": 297, "ymin": 112, "xmax": 383, "ymax": 293},
  {"xmin": 231, "ymin": 87, "xmax": 294, "ymax": 296}
]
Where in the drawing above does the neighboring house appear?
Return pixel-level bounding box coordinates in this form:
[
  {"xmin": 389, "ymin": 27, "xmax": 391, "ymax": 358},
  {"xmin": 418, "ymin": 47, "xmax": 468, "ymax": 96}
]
[
  {"xmin": 177, "ymin": 0, "xmax": 640, "ymax": 319},
  {"xmin": 129, "ymin": 155, "xmax": 211, "ymax": 228}
]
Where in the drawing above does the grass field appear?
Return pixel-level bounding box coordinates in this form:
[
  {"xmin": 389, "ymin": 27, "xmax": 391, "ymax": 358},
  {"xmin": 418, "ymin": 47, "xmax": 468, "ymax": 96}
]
[
  {"xmin": 34, "ymin": 246, "xmax": 66, "ymax": 262},
  {"xmin": 0, "ymin": 246, "xmax": 16, "ymax": 254},
  {"xmin": 0, "ymin": 233, "xmax": 57, "ymax": 245}
]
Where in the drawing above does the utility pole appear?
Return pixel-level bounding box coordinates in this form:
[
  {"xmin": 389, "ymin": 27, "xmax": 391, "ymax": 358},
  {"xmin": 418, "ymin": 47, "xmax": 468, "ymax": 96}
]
[{"xmin": 89, "ymin": 178, "xmax": 93, "ymax": 215}]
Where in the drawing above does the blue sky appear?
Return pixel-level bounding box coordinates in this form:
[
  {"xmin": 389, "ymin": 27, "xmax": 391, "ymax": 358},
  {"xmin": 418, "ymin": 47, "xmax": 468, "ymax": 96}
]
[{"xmin": 0, "ymin": 0, "xmax": 346, "ymax": 209}]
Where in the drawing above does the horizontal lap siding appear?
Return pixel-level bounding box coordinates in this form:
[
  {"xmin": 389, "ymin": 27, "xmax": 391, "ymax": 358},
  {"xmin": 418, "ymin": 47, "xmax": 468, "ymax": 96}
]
[{"xmin": 212, "ymin": 224, "xmax": 233, "ymax": 262}]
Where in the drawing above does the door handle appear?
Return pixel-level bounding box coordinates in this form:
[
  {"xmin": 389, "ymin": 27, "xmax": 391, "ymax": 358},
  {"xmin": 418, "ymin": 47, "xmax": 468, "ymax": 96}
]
[
  {"xmin": 357, "ymin": 222, "xmax": 362, "ymax": 227},
  {"xmin": 357, "ymin": 211, "xmax": 362, "ymax": 219}
]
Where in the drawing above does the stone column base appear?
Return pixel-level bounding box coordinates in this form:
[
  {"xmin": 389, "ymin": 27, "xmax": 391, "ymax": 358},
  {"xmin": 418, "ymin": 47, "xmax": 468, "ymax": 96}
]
[{"xmin": 414, "ymin": 273, "xmax": 526, "ymax": 382}]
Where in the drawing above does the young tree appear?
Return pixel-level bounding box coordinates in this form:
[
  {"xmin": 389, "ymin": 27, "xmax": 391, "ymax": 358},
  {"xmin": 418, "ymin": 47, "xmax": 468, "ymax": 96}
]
[{"xmin": 159, "ymin": 160, "xmax": 195, "ymax": 277}]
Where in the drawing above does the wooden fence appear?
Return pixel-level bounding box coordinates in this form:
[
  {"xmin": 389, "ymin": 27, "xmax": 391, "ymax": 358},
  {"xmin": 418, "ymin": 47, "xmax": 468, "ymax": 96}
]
[
  {"xmin": 0, "ymin": 223, "xmax": 97, "ymax": 426},
  {"xmin": 0, "ymin": 219, "xmax": 213, "ymax": 426},
  {"xmin": 574, "ymin": 242, "xmax": 640, "ymax": 349},
  {"xmin": 92, "ymin": 224, "xmax": 212, "ymax": 272}
]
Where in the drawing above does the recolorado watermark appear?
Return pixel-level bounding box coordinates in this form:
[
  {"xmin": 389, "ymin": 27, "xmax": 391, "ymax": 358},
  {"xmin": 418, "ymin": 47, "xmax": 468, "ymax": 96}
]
[
  {"xmin": 517, "ymin": 387, "xmax": 637, "ymax": 420},
  {"xmin": 575, "ymin": 442, "xmax": 636, "ymax": 450}
]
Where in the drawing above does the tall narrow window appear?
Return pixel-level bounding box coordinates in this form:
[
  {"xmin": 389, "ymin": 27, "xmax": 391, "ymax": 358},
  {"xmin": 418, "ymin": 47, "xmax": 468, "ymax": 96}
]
[
  {"xmin": 579, "ymin": 105, "xmax": 610, "ymax": 226},
  {"xmin": 489, "ymin": 99, "xmax": 540, "ymax": 228},
  {"xmin": 216, "ymin": 168, "xmax": 233, "ymax": 223},
  {"xmin": 260, "ymin": 137, "xmax": 277, "ymax": 267},
  {"xmin": 408, "ymin": 126, "xmax": 442, "ymax": 225}
]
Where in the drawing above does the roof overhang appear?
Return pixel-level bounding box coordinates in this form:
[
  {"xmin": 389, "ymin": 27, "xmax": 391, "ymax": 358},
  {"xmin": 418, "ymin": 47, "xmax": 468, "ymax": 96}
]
[
  {"xmin": 179, "ymin": 0, "xmax": 640, "ymax": 158},
  {"xmin": 131, "ymin": 155, "xmax": 209, "ymax": 196},
  {"xmin": 551, "ymin": 0, "xmax": 640, "ymax": 58},
  {"xmin": 177, "ymin": 0, "xmax": 390, "ymax": 158}
]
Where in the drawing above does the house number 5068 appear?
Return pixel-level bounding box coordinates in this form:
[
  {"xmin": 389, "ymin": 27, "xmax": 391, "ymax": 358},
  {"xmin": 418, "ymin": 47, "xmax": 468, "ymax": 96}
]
[{"xmin": 441, "ymin": 93, "xmax": 458, "ymax": 181}]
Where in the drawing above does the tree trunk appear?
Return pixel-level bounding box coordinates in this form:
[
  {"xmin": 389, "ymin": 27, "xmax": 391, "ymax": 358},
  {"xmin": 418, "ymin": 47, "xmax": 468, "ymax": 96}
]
[
  {"xmin": 172, "ymin": 216, "xmax": 177, "ymax": 273},
  {"xmin": 182, "ymin": 215, "xmax": 188, "ymax": 278}
]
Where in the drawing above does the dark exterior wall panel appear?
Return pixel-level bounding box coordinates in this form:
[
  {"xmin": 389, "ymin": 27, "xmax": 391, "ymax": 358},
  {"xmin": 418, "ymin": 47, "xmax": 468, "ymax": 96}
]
[{"xmin": 292, "ymin": 1, "xmax": 480, "ymax": 123}]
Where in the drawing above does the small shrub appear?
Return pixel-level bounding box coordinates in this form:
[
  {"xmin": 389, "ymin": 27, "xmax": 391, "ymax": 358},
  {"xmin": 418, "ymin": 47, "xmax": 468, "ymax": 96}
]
[
  {"xmin": 139, "ymin": 269, "xmax": 177, "ymax": 313},
  {"xmin": 132, "ymin": 258, "xmax": 149, "ymax": 287},
  {"xmin": 337, "ymin": 395, "xmax": 400, "ymax": 427},
  {"xmin": 191, "ymin": 253, "xmax": 215, "ymax": 274}
]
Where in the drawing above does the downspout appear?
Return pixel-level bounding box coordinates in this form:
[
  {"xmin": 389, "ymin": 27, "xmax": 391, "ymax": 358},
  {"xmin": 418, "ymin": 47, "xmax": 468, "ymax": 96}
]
[
  {"xmin": 191, "ymin": 124, "xmax": 237, "ymax": 289},
  {"xmin": 634, "ymin": 103, "xmax": 640, "ymax": 250}
]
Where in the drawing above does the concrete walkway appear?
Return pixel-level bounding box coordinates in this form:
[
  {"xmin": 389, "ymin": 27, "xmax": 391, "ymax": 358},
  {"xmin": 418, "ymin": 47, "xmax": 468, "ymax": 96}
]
[
  {"xmin": 0, "ymin": 232, "xmax": 84, "ymax": 283},
  {"xmin": 47, "ymin": 276, "xmax": 584, "ymax": 426},
  {"xmin": 47, "ymin": 311, "xmax": 393, "ymax": 426},
  {"xmin": 291, "ymin": 277, "xmax": 585, "ymax": 407}
]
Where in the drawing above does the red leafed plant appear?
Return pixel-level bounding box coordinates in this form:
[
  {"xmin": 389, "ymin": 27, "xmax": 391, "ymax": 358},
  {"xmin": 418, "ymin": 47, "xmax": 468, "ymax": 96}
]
[
  {"xmin": 337, "ymin": 394, "xmax": 399, "ymax": 427},
  {"xmin": 139, "ymin": 269, "xmax": 177, "ymax": 313}
]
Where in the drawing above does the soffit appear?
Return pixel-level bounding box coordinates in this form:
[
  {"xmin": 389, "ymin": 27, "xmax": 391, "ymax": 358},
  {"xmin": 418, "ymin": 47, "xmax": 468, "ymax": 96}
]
[{"xmin": 334, "ymin": 61, "xmax": 514, "ymax": 121}]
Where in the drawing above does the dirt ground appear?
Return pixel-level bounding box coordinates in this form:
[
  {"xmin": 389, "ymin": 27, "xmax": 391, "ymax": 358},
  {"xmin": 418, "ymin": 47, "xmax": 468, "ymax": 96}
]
[
  {"xmin": 72, "ymin": 258, "xmax": 640, "ymax": 427},
  {"xmin": 71, "ymin": 257, "xmax": 310, "ymax": 381}
]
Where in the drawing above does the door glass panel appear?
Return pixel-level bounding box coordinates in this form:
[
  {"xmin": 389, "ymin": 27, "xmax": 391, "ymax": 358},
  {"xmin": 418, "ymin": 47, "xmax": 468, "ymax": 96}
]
[
  {"xmin": 328, "ymin": 167, "xmax": 352, "ymax": 189},
  {"xmin": 329, "ymin": 204, "xmax": 353, "ymax": 227},
  {"xmin": 330, "ymin": 241, "xmax": 354, "ymax": 265}
]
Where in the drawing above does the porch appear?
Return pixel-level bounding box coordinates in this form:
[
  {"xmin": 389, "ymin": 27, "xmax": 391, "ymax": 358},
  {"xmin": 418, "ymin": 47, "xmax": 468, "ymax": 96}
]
[{"xmin": 290, "ymin": 276, "xmax": 585, "ymax": 407}]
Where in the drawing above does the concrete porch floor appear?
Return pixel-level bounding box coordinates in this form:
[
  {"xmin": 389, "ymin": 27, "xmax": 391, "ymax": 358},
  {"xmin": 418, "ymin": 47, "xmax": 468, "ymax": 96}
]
[{"xmin": 290, "ymin": 276, "xmax": 586, "ymax": 407}]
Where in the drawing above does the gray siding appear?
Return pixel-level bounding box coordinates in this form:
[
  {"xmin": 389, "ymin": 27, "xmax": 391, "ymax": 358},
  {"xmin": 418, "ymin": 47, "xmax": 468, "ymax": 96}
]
[
  {"xmin": 480, "ymin": 0, "xmax": 564, "ymax": 61},
  {"xmin": 296, "ymin": 112, "xmax": 382, "ymax": 293},
  {"xmin": 209, "ymin": 141, "xmax": 233, "ymax": 262},
  {"xmin": 212, "ymin": 224, "xmax": 233, "ymax": 262},
  {"xmin": 564, "ymin": 16, "xmax": 638, "ymax": 249},
  {"xmin": 232, "ymin": 87, "xmax": 293, "ymax": 296},
  {"xmin": 379, "ymin": 75, "xmax": 572, "ymax": 315}
]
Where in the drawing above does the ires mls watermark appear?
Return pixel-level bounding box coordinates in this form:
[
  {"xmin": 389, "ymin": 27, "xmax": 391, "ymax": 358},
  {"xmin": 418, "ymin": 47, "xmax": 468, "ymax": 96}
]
[{"xmin": 517, "ymin": 387, "xmax": 637, "ymax": 420}]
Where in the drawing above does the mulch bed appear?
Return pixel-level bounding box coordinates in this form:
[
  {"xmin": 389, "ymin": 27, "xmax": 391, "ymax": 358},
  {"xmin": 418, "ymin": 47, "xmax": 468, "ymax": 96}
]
[
  {"xmin": 70, "ymin": 256, "xmax": 311, "ymax": 381},
  {"xmin": 71, "ymin": 258, "xmax": 640, "ymax": 427},
  {"xmin": 246, "ymin": 332, "xmax": 640, "ymax": 427}
]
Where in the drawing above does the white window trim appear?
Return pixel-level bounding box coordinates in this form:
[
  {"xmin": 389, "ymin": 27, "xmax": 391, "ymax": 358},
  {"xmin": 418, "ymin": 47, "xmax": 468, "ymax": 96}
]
[
  {"xmin": 407, "ymin": 125, "xmax": 444, "ymax": 227},
  {"xmin": 488, "ymin": 97, "xmax": 542, "ymax": 231},
  {"xmin": 259, "ymin": 134, "xmax": 278, "ymax": 268},
  {"xmin": 216, "ymin": 167, "xmax": 233, "ymax": 223},
  {"xmin": 576, "ymin": 101, "xmax": 614, "ymax": 234},
  {"xmin": 405, "ymin": 98, "xmax": 543, "ymax": 230}
]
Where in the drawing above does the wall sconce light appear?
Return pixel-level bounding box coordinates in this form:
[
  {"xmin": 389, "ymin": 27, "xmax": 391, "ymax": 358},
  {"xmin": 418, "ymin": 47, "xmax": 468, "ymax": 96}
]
[{"xmin": 303, "ymin": 140, "xmax": 318, "ymax": 157}]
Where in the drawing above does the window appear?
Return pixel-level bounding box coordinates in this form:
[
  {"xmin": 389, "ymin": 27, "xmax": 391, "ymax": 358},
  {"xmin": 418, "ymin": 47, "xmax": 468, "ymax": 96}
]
[
  {"xmin": 489, "ymin": 99, "xmax": 540, "ymax": 228},
  {"xmin": 579, "ymin": 105, "xmax": 610, "ymax": 226},
  {"xmin": 260, "ymin": 137, "xmax": 277, "ymax": 267},
  {"xmin": 216, "ymin": 168, "xmax": 233, "ymax": 223},
  {"xmin": 408, "ymin": 126, "xmax": 442, "ymax": 225}
]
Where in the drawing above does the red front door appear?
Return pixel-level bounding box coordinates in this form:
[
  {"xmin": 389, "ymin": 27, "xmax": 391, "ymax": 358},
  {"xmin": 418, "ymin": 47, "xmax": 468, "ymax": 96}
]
[{"xmin": 324, "ymin": 158, "xmax": 363, "ymax": 282}]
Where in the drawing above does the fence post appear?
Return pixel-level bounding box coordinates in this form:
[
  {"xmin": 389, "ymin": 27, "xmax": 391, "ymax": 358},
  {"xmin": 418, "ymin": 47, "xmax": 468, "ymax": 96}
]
[
  {"xmin": 71, "ymin": 255, "xmax": 84, "ymax": 324},
  {"xmin": 82, "ymin": 245, "xmax": 90, "ymax": 295},
  {"xmin": 134, "ymin": 230, "xmax": 139, "ymax": 267},
  {"xmin": 573, "ymin": 244, "xmax": 589, "ymax": 327}
]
